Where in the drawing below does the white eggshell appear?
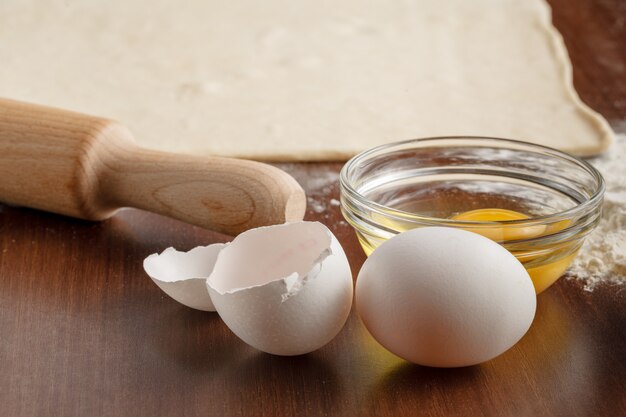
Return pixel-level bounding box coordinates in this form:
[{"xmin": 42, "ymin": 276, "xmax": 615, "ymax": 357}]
[
  {"xmin": 356, "ymin": 227, "xmax": 536, "ymax": 367},
  {"xmin": 144, "ymin": 244, "xmax": 226, "ymax": 311},
  {"xmin": 207, "ymin": 221, "xmax": 353, "ymax": 356}
]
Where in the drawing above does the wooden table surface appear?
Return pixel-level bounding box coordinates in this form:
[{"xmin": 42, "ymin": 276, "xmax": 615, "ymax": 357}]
[{"xmin": 1, "ymin": 0, "xmax": 625, "ymax": 416}]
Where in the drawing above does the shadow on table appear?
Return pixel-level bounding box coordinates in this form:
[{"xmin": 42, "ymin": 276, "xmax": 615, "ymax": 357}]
[
  {"xmin": 146, "ymin": 305, "xmax": 247, "ymax": 374},
  {"xmin": 227, "ymin": 351, "xmax": 342, "ymax": 415},
  {"xmin": 362, "ymin": 287, "xmax": 598, "ymax": 416},
  {"xmin": 365, "ymin": 362, "xmax": 483, "ymax": 416},
  {"xmin": 143, "ymin": 305, "xmax": 343, "ymax": 414}
]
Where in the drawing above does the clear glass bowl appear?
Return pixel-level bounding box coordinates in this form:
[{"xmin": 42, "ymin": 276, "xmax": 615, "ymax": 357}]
[{"xmin": 339, "ymin": 137, "xmax": 605, "ymax": 293}]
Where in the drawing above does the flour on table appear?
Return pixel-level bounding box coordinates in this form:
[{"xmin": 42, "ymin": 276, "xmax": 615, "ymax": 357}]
[
  {"xmin": 279, "ymin": 165, "xmax": 339, "ymax": 215},
  {"xmin": 305, "ymin": 171, "xmax": 339, "ymax": 215},
  {"xmin": 0, "ymin": 0, "xmax": 613, "ymax": 161},
  {"xmin": 568, "ymin": 132, "xmax": 626, "ymax": 291}
]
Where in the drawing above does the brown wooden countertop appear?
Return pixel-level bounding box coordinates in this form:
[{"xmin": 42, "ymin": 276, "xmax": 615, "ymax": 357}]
[{"xmin": 1, "ymin": 0, "xmax": 624, "ymax": 415}]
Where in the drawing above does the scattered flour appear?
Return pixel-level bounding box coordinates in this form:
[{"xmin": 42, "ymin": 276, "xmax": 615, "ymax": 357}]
[
  {"xmin": 277, "ymin": 165, "xmax": 348, "ymax": 228},
  {"xmin": 307, "ymin": 197, "xmax": 327, "ymax": 214},
  {"xmin": 568, "ymin": 132, "xmax": 626, "ymax": 291},
  {"xmin": 304, "ymin": 171, "xmax": 339, "ymax": 214}
]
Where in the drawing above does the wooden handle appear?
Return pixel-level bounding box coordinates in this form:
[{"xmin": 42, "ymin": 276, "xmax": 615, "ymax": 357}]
[{"xmin": 0, "ymin": 98, "xmax": 306, "ymax": 235}]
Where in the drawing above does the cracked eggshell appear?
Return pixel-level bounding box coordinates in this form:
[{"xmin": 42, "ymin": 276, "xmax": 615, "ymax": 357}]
[
  {"xmin": 207, "ymin": 221, "xmax": 353, "ymax": 356},
  {"xmin": 144, "ymin": 244, "xmax": 226, "ymax": 311}
]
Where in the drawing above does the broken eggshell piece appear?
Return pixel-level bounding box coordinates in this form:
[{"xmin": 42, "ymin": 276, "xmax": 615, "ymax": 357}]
[
  {"xmin": 144, "ymin": 244, "xmax": 226, "ymax": 311},
  {"xmin": 207, "ymin": 221, "xmax": 353, "ymax": 356}
]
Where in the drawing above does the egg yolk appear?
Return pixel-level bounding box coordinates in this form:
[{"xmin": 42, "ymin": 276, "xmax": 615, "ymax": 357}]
[
  {"xmin": 452, "ymin": 208, "xmax": 529, "ymax": 222},
  {"xmin": 517, "ymin": 250, "xmax": 578, "ymax": 293},
  {"xmin": 451, "ymin": 208, "xmax": 576, "ymax": 293},
  {"xmin": 451, "ymin": 208, "xmax": 546, "ymax": 241}
]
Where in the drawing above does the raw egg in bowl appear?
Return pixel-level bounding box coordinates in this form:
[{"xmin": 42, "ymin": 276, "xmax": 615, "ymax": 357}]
[{"xmin": 340, "ymin": 137, "xmax": 605, "ymax": 293}]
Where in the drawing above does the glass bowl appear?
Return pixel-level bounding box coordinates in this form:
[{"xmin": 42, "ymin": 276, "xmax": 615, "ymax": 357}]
[{"xmin": 339, "ymin": 137, "xmax": 605, "ymax": 293}]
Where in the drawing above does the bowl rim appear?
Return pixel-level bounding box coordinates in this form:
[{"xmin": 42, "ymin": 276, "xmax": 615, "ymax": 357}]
[{"xmin": 339, "ymin": 136, "xmax": 605, "ymax": 226}]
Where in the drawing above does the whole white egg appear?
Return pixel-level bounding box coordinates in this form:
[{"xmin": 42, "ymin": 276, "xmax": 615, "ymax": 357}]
[{"xmin": 356, "ymin": 226, "xmax": 536, "ymax": 367}]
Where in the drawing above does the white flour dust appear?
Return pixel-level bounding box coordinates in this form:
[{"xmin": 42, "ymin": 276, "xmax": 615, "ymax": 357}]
[
  {"xmin": 568, "ymin": 132, "xmax": 626, "ymax": 291},
  {"xmin": 303, "ymin": 174, "xmax": 350, "ymax": 226},
  {"xmin": 303, "ymin": 171, "xmax": 339, "ymax": 215},
  {"xmin": 277, "ymin": 164, "xmax": 343, "ymax": 219}
]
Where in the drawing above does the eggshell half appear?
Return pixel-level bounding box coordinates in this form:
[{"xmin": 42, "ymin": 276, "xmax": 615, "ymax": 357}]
[
  {"xmin": 144, "ymin": 244, "xmax": 226, "ymax": 311},
  {"xmin": 356, "ymin": 226, "xmax": 536, "ymax": 367},
  {"xmin": 207, "ymin": 221, "xmax": 353, "ymax": 356}
]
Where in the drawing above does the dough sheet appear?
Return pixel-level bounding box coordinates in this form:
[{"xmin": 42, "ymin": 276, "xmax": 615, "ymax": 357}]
[{"xmin": 0, "ymin": 0, "xmax": 614, "ymax": 160}]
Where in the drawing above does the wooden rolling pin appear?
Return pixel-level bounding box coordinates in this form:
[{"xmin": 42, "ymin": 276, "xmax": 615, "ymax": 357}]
[{"xmin": 0, "ymin": 99, "xmax": 306, "ymax": 235}]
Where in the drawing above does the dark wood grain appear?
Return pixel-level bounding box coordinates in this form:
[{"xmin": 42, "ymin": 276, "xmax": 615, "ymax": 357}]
[{"xmin": 1, "ymin": 1, "xmax": 625, "ymax": 416}]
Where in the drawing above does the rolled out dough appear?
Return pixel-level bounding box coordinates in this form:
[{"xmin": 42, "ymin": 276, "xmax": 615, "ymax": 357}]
[{"xmin": 0, "ymin": 0, "xmax": 614, "ymax": 160}]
